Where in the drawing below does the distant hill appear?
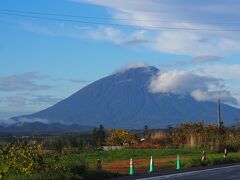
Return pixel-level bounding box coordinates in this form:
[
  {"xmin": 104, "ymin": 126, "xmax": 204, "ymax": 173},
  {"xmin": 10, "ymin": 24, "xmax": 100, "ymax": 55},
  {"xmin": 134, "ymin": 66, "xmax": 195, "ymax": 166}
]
[
  {"xmin": 0, "ymin": 122, "xmax": 93, "ymax": 132},
  {"xmin": 13, "ymin": 66, "xmax": 240, "ymax": 129}
]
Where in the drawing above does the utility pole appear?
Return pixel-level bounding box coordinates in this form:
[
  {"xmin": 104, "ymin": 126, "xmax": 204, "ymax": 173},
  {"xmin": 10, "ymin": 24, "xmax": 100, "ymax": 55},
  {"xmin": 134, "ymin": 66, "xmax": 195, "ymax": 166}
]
[{"xmin": 218, "ymin": 99, "xmax": 222, "ymax": 130}]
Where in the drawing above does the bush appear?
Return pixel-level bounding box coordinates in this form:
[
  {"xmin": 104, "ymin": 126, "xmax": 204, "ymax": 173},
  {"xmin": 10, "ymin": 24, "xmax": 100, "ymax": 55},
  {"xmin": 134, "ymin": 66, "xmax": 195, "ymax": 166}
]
[{"xmin": 0, "ymin": 141, "xmax": 63, "ymax": 178}]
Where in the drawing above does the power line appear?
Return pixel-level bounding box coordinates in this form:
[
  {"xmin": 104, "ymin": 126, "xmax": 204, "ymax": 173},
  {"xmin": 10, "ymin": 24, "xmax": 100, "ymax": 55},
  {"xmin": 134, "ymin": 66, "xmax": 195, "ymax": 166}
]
[
  {"xmin": 1, "ymin": 11, "xmax": 240, "ymax": 32},
  {"xmin": 0, "ymin": 8, "xmax": 240, "ymax": 25},
  {"xmin": 0, "ymin": 9, "xmax": 117, "ymax": 20}
]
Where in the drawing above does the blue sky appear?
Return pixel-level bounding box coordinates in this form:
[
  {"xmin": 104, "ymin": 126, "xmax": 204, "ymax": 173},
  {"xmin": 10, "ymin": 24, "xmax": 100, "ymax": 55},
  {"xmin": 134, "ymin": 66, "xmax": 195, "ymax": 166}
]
[{"xmin": 1, "ymin": 0, "xmax": 240, "ymax": 119}]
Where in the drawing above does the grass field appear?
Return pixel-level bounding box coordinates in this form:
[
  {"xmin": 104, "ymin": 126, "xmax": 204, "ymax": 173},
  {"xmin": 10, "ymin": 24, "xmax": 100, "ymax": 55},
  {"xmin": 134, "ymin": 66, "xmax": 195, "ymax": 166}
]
[
  {"xmin": 3, "ymin": 148, "xmax": 240, "ymax": 179},
  {"xmin": 59, "ymin": 148, "xmax": 240, "ymax": 174},
  {"xmin": 60, "ymin": 148, "xmax": 204, "ymax": 167}
]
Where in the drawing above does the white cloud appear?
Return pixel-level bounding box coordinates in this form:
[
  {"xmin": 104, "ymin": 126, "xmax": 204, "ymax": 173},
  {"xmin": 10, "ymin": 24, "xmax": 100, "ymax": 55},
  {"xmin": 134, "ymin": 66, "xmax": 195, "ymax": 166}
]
[
  {"xmin": 0, "ymin": 95, "xmax": 61, "ymax": 107},
  {"xmin": 20, "ymin": 21, "xmax": 149, "ymax": 46},
  {"xmin": 191, "ymin": 89, "xmax": 237, "ymax": 104},
  {"xmin": 117, "ymin": 62, "xmax": 149, "ymax": 73},
  {"xmin": 0, "ymin": 118, "xmax": 16, "ymax": 126},
  {"xmin": 18, "ymin": 0, "xmax": 240, "ymax": 55},
  {"xmin": 0, "ymin": 117, "xmax": 49, "ymax": 126},
  {"xmin": 87, "ymin": 26, "xmax": 121, "ymax": 44},
  {"xmin": 0, "ymin": 72, "xmax": 51, "ymax": 92},
  {"xmin": 149, "ymin": 70, "xmax": 237, "ymax": 104},
  {"xmin": 86, "ymin": 26, "xmax": 148, "ymax": 46},
  {"xmin": 158, "ymin": 55, "xmax": 223, "ymax": 69},
  {"xmin": 0, "ymin": 94, "xmax": 61, "ymax": 119},
  {"xmin": 149, "ymin": 71, "xmax": 222, "ymax": 94},
  {"xmin": 76, "ymin": 0, "xmax": 240, "ymax": 28},
  {"xmin": 196, "ymin": 64, "xmax": 240, "ymax": 80},
  {"xmin": 15, "ymin": 117, "xmax": 49, "ymax": 124},
  {"xmin": 69, "ymin": 79, "xmax": 88, "ymax": 84},
  {"xmin": 150, "ymin": 31, "xmax": 240, "ymax": 55},
  {"xmin": 191, "ymin": 56, "xmax": 222, "ymax": 64},
  {"xmin": 75, "ymin": 0, "xmax": 240, "ymax": 55},
  {"xmin": 5, "ymin": 96, "xmax": 26, "ymax": 107},
  {"xmin": 151, "ymin": 31, "xmax": 203, "ymax": 55}
]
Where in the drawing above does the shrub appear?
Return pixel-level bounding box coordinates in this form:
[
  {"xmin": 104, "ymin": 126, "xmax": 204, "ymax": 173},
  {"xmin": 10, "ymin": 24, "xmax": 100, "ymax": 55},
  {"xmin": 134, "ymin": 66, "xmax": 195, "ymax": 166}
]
[{"xmin": 0, "ymin": 141, "xmax": 63, "ymax": 178}]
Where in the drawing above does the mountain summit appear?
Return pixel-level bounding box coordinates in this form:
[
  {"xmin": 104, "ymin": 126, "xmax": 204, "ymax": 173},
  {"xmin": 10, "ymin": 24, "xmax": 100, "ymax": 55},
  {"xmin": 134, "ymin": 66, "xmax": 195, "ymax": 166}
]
[{"xmin": 13, "ymin": 66, "xmax": 240, "ymax": 128}]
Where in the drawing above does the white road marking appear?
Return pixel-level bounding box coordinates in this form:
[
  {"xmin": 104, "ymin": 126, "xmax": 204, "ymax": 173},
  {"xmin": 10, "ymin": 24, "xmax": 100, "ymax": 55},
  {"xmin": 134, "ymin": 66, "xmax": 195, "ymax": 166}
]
[{"xmin": 137, "ymin": 164, "xmax": 240, "ymax": 180}]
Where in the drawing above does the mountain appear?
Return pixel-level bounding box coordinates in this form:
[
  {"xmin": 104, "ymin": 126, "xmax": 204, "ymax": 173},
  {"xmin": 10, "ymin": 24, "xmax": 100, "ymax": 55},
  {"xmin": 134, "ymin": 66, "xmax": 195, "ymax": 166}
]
[{"xmin": 13, "ymin": 66, "xmax": 240, "ymax": 129}]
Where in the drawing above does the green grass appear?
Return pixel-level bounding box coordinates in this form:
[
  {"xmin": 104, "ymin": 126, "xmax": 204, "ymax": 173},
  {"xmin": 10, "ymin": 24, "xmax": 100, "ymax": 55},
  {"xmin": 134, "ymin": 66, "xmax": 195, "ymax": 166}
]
[
  {"xmin": 4, "ymin": 148, "xmax": 240, "ymax": 179},
  {"xmin": 60, "ymin": 148, "xmax": 205, "ymax": 167},
  {"xmin": 161, "ymin": 152, "xmax": 240, "ymax": 169},
  {"xmin": 187, "ymin": 153, "xmax": 240, "ymax": 168},
  {"xmin": 6, "ymin": 173, "xmax": 66, "ymax": 180},
  {"xmin": 5, "ymin": 170, "xmax": 121, "ymax": 180}
]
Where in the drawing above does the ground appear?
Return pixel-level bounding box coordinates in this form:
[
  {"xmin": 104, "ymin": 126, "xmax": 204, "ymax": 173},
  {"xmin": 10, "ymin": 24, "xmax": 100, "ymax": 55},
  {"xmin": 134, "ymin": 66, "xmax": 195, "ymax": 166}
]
[{"xmin": 102, "ymin": 156, "xmax": 190, "ymax": 173}]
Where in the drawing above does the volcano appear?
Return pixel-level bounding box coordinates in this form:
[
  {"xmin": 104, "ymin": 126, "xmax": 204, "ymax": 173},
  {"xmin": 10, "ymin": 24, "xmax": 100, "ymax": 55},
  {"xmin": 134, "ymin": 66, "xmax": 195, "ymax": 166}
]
[{"xmin": 13, "ymin": 66, "xmax": 240, "ymax": 128}]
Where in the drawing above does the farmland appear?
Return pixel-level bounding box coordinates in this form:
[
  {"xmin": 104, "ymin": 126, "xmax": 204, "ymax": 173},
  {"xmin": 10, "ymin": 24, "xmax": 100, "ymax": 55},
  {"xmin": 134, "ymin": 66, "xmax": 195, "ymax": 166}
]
[
  {"xmin": 60, "ymin": 149, "xmax": 240, "ymax": 173},
  {"xmin": 2, "ymin": 148, "xmax": 240, "ymax": 179},
  {"xmin": 1, "ymin": 122, "xmax": 240, "ymax": 179}
]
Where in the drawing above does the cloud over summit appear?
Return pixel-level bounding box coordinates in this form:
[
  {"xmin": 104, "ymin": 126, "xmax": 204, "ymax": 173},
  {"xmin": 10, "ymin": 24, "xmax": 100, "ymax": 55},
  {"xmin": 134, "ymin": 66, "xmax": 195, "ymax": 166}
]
[
  {"xmin": 117, "ymin": 62, "xmax": 149, "ymax": 73},
  {"xmin": 149, "ymin": 70, "xmax": 237, "ymax": 105}
]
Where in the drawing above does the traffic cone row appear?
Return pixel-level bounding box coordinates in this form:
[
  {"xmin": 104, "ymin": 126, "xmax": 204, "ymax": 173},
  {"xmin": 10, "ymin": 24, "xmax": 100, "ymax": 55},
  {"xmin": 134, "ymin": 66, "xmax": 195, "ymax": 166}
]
[
  {"xmin": 129, "ymin": 149, "xmax": 229, "ymax": 175},
  {"xmin": 129, "ymin": 155, "xmax": 181, "ymax": 175}
]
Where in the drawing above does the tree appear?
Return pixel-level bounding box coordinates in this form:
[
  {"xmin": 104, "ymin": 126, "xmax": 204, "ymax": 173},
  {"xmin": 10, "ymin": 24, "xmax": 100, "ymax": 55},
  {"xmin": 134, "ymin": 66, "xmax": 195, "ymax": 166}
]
[
  {"xmin": 107, "ymin": 129, "xmax": 136, "ymax": 146},
  {"xmin": 92, "ymin": 125, "xmax": 106, "ymax": 147},
  {"xmin": 166, "ymin": 125, "xmax": 173, "ymax": 133},
  {"xmin": 143, "ymin": 125, "xmax": 149, "ymax": 138},
  {"xmin": 97, "ymin": 124, "xmax": 106, "ymax": 146},
  {"xmin": 92, "ymin": 128, "xmax": 98, "ymax": 146}
]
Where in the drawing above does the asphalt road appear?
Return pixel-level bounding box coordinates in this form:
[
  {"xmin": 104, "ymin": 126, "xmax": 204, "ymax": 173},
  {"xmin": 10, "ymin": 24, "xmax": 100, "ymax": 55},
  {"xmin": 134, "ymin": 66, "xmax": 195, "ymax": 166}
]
[
  {"xmin": 137, "ymin": 164, "xmax": 240, "ymax": 180},
  {"xmin": 112, "ymin": 164, "xmax": 240, "ymax": 180}
]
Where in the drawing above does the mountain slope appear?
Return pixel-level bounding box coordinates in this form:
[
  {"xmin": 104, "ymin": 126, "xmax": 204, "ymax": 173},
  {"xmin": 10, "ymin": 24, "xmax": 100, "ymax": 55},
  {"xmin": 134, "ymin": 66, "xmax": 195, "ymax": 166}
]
[{"xmin": 13, "ymin": 66, "xmax": 240, "ymax": 128}]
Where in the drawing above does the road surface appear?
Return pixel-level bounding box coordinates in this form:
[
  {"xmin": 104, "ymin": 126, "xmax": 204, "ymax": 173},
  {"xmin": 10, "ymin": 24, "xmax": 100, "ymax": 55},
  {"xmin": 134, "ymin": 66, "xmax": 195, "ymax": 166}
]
[
  {"xmin": 112, "ymin": 164, "xmax": 240, "ymax": 180},
  {"xmin": 137, "ymin": 164, "xmax": 240, "ymax": 180}
]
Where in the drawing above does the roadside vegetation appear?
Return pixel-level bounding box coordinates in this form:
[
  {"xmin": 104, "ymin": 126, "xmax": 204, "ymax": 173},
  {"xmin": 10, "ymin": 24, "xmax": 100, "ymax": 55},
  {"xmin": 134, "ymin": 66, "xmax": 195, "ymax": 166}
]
[{"xmin": 1, "ymin": 121, "xmax": 240, "ymax": 179}]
